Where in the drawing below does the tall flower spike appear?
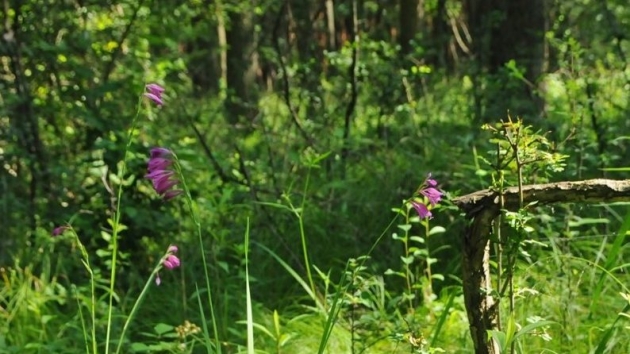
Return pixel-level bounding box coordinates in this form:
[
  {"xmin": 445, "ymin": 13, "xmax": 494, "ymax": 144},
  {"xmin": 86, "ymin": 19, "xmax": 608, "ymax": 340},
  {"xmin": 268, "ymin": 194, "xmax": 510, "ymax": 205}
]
[
  {"xmin": 145, "ymin": 147, "xmax": 183, "ymax": 201},
  {"xmin": 143, "ymin": 83, "xmax": 165, "ymax": 106},
  {"xmin": 412, "ymin": 173, "xmax": 443, "ymax": 219}
]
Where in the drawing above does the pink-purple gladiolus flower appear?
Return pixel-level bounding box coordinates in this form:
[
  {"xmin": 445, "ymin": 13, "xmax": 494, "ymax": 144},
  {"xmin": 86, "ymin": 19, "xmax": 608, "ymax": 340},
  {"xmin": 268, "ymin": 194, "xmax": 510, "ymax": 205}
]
[
  {"xmin": 143, "ymin": 83, "xmax": 165, "ymax": 106},
  {"xmin": 156, "ymin": 245, "xmax": 180, "ymax": 286},
  {"xmin": 52, "ymin": 225, "xmax": 69, "ymax": 237},
  {"xmin": 411, "ymin": 174, "xmax": 443, "ymax": 219},
  {"xmin": 145, "ymin": 147, "xmax": 183, "ymax": 200}
]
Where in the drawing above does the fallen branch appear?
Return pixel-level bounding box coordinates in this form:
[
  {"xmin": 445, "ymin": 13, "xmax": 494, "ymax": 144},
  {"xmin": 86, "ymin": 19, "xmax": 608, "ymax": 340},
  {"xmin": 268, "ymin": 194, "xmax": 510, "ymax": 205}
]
[
  {"xmin": 454, "ymin": 179, "xmax": 630, "ymax": 215},
  {"xmin": 452, "ymin": 178, "xmax": 630, "ymax": 354}
]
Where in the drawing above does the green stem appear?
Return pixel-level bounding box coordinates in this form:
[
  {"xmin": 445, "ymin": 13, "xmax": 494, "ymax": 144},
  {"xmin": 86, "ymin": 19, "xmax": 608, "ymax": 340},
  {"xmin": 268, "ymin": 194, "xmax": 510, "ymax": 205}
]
[
  {"xmin": 105, "ymin": 96, "xmax": 143, "ymax": 353},
  {"xmin": 403, "ymin": 210, "xmax": 413, "ymax": 311},
  {"xmin": 424, "ymin": 218, "xmax": 433, "ymax": 300},
  {"xmin": 298, "ymin": 169, "xmax": 316, "ymax": 300},
  {"xmin": 114, "ymin": 261, "xmax": 164, "ymax": 354},
  {"xmin": 174, "ymin": 157, "xmax": 221, "ymax": 354},
  {"xmin": 71, "ymin": 227, "xmax": 97, "ymax": 354}
]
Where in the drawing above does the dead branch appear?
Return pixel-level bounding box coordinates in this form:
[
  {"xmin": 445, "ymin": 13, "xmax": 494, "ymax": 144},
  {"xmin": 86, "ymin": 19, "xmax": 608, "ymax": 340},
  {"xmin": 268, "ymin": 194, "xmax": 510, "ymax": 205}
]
[
  {"xmin": 453, "ymin": 179, "xmax": 630, "ymax": 216},
  {"xmin": 453, "ymin": 178, "xmax": 630, "ymax": 354}
]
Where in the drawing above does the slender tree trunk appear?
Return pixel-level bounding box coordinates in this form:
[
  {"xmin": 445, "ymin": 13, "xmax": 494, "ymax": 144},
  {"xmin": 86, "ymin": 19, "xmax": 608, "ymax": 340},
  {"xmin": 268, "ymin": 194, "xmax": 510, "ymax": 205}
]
[
  {"xmin": 225, "ymin": 4, "xmax": 259, "ymax": 126},
  {"xmin": 399, "ymin": 0, "xmax": 419, "ymax": 56},
  {"xmin": 428, "ymin": 0, "xmax": 449, "ymax": 68},
  {"xmin": 325, "ymin": 0, "xmax": 336, "ymax": 50},
  {"xmin": 185, "ymin": 1, "xmax": 221, "ymax": 97}
]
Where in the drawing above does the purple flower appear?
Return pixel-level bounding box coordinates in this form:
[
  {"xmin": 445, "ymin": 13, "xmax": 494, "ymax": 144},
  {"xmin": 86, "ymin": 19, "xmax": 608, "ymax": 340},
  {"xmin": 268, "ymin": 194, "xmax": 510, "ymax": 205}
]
[
  {"xmin": 52, "ymin": 226, "xmax": 69, "ymax": 237},
  {"xmin": 143, "ymin": 83, "xmax": 165, "ymax": 106},
  {"xmin": 146, "ymin": 83, "xmax": 165, "ymax": 96},
  {"xmin": 163, "ymin": 189, "xmax": 184, "ymax": 200},
  {"xmin": 150, "ymin": 147, "xmax": 172, "ymax": 158},
  {"xmin": 421, "ymin": 186, "xmax": 442, "ymax": 206},
  {"xmin": 163, "ymin": 255, "xmax": 181, "ymax": 269},
  {"xmin": 412, "ymin": 173, "xmax": 443, "ymax": 219},
  {"xmin": 156, "ymin": 244, "xmax": 180, "ymax": 286},
  {"xmin": 412, "ymin": 201, "xmax": 432, "ymax": 219},
  {"xmin": 145, "ymin": 147, "xmax": 182, "ymax": 200},
  {"xmin": 147, "ymin": 158, "xmax": 173, "ymax": 172}
]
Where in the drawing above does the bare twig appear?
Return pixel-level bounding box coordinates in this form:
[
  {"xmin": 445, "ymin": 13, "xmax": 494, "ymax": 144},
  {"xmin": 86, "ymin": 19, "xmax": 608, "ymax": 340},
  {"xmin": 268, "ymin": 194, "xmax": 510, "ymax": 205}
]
[
  {"xmin": 272, "ymin": 1, "xmax": 313, "ymax": 145},
  {"xmin": 186, "ymin": 116, "xmax": 239, "ymax": 186}
]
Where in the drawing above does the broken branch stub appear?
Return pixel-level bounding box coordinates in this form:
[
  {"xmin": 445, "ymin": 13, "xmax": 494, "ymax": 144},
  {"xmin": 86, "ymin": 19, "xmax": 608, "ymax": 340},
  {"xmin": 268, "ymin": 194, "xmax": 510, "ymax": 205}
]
[{"xmin": 453, "ymin": 179, "xmax": 630, "ymax": 354}]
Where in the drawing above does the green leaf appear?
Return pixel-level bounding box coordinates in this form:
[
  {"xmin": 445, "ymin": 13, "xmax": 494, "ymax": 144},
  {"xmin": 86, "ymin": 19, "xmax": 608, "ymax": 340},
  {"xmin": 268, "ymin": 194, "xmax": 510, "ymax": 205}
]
[
  {"xmin": 101, "ymin": 231, "xmax": 111, "ymax": 242},
  {"xmin": 429, "ymin": 226, "xmax": 446, "ymax": 235},
  {"xmin": 153, "ymin": 323, "xmax": 173, "ymax": 335},
  {"xmin": 398, "ymin": 224, "xmax": 412, "ymax": 232},
  {"xmin": 384, "ymin": 269, "xmax": 406, "ymax": 278},
  {"xmin": 410, "ymin": 236, "xmax": 425, "ymax": 243},
  {"xmin": 591, "ymin": 212, "xmax": 630, "ymax": 312},
  {"xmin": 513, "ymin": 320, "xmax": 556, "ymax": 342},
  {"xmin": 488, "ymin": 330, "xmax": 506, "ymax": 350},
  {"xmin": 400, "ymin": 256, "xmax": 414, "ymax": 265}
]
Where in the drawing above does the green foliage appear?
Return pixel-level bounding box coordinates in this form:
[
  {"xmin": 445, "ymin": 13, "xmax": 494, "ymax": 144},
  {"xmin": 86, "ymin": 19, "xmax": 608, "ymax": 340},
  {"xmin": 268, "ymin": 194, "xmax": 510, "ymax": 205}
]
[{"xmin": 3, "ymin": 0, "xmax": 630, "ymax": 353}]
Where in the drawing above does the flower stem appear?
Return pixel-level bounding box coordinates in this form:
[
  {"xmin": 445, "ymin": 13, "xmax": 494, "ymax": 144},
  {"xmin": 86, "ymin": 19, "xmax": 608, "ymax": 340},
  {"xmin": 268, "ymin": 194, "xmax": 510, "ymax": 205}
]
[
  {"xmin": 173, "ymin": 156, "xmax": 221, "ymax": 354},
  {"xmin": 114, "ymin": 261, "xmax": 164, "ymax": 354},
  {"xmin": 298, "ymin": 169, "xmax": 316, "ymax": 299},
  {"xmin": 105, "ymin": 95, "xmax": 143, "ymax": 354}
]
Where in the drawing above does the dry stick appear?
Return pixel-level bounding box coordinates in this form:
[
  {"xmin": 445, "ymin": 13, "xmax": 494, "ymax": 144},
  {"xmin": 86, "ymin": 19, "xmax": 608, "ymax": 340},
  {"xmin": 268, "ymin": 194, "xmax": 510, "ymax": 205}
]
[{"xmin": 453, "ymin": 179, "xmax": 630, "ymax": 354}]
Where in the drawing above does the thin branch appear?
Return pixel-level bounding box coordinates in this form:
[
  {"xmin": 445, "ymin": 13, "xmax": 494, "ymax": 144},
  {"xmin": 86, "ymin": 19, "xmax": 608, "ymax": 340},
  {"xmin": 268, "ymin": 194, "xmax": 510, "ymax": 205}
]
[
  {"xmin": 232, "ymin": 144, "xmax": 303, "ymax": 268},
  {"xmin": 186, "ymin": 115, "xmax": 238, "ymax": 186},
  {"xmin": 272, "ymin": 1, "xmax": 313, "ymax": 145},
  {"xmin": 101, "ymin": 0, "xmax": 148, "ymax": 85}
]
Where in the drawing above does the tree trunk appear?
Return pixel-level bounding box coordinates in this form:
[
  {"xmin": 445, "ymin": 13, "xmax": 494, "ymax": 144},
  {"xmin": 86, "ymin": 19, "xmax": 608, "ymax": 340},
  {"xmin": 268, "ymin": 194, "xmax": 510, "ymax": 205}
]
[
  {"xmin": 225, "ymin": 5, "xmax": 258, "ymax": 126},
  {"xmin": 465, "ymin": 0, "xmax": 547, "ymax": 121},
  {"xmin": 427, "ymin": 0, "xmax": 449, "ymax": 68},
  {"xmin": 461, "ymin": 208, "xmax": 500, "ymax": 354},
  {"xmin": 399, "ymin": 0, "xmax": 419, "ymax": 56}
]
